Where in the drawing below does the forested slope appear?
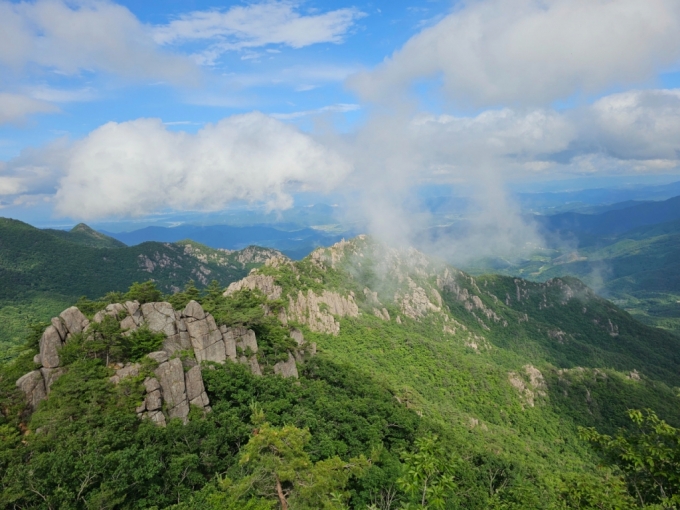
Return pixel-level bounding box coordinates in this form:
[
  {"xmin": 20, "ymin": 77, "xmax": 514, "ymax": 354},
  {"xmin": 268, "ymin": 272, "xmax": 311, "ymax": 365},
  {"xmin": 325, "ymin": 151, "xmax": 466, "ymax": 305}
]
[{"xmin": 1, "ymin": 236, "xmax": 679, "ymax": 508}]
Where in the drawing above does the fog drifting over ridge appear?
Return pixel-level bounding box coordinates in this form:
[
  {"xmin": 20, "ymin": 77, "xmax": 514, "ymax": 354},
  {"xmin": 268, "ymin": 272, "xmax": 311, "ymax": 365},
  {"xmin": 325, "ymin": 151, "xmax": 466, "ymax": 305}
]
[{"xmin": 1, "ymin": 0, "xmax": 680, "ymax": 264}]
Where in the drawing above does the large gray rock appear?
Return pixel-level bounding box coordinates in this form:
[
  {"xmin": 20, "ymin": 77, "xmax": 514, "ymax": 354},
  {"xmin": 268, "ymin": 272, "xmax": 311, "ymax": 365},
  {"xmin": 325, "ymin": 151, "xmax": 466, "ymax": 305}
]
[
  {"xmin": 124, "ymin": 301, "xmax": 143, "ymax": 325},
  {"xmin": 183, "ymin": 300, "xmax": 206, "ymax": 321},
  {"xmin": 291, "ymin": 329, "xmax": 305, "ymax": 346},
  {"xmin": 220, "ymin": 326, "xmax": 238, "ymax": 360},
  {"xmin": 145, "ymin": 390, "xmax": 162, "ymax": 412},
  {"xmin": 224, "ymin": 327, "xmax": 258, "ymax": 355},
  {"xmin": 141, "ymin": 302, "xmax": 177, "ymax": 336},
  {"xmin": 274, "ymin": 352, "xmax": 299, "ymax": 379},
  {"xmin": 40, "ymin": 367, "xmax": 65, "ymax": 393},
  {"xmin": 162, "ymin": 332, "xmax": 192, "ymax": 355},
  {"xmin": 195, "ymin": 338, "xmax": 226, "ymax": 364},
  {"xmin": 105, "ymin": 303, "xmax": 126, "ymax": 318},
  {"xmin": 59, "ymin": 307, "xmax": 89, "ymax": 336},
  {"xmin": 147, "ymin": 351, "xmax": 169, "ymax": 364},
  {"xmin": 16, "ymin": 370, "xmax": 47, "ymax": 409},
  {"xmin": 39, "ymin": 325, "xmax": 63, "ymax": 368},
  {"xmin": 143, "ymin": 377, "xmax": 161, "ymax": 393},
  {"xmin": 184, "ymin": 302, "xmax": 225, "ymax": 363},
  {"xmin": 119, "ymin": 315, "xmax": 138, "ymax": 334},
  {"xmin": 185, "ymin": 366, "xmax": 209, "ymax": 408},
  {"xmin": 167, "ymin": 400, "xmax": 190, "ymax": 421},
  {"xmin": 50, "ymin": 317, "xmax": 67, "ymax": 341},
  {"xmin": 149, "ymin": 410, "xmax": 167, "ymax": 427},
  {"xmin": 155, "ymin": 358, "xmax": 188, "ymax": 420}
]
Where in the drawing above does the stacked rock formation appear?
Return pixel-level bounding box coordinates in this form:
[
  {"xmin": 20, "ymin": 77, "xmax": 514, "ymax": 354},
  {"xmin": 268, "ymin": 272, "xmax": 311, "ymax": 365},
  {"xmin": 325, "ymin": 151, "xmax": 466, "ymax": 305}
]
[
  {"xmin": 16, "ymin": 299, "xmax": 311, "ymax": 426},
  {"xmin": 16, "ymin": 306, "xmax": 90, "ymax": 410}
]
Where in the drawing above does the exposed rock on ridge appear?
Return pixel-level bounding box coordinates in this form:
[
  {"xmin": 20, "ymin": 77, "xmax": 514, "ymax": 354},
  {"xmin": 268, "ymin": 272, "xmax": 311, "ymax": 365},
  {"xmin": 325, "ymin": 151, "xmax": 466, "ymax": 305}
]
[{"xmin": 17, "ymin": 298, "xmax": 311, "ymax": 426}]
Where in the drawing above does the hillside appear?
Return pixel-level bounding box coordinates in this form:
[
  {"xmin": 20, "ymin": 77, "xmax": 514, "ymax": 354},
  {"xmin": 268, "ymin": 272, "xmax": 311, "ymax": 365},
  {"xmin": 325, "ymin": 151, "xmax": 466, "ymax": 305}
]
[
  {"xmin": 464, "ymin": 198, "xmax": 680, "ymax": 334},
  {"xmin": 43, "ymin": 223, "xmax": 127, "ymax": 249},
  {"xmin": 535, "ymin": 195, "xmax": 680, "ymax": 244},
  {"xmin": 2, "ymin": 236, "xmax": 679, "ymax": 508},
  {"xmin": 0, "ymin": 218, "xmax": 281, "ymax": 352}
]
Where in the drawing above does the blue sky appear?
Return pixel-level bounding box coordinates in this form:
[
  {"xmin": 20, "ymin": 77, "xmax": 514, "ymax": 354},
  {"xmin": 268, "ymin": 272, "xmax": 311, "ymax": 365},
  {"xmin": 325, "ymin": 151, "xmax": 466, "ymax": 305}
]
[{"xmin": 2, "ymin": 0, "xmax": 680, "ymax": 238}]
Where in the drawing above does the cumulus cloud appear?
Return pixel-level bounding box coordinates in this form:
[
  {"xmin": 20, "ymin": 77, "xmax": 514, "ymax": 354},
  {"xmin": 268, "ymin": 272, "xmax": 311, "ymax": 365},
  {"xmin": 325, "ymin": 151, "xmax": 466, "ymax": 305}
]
[
  {"xmin": 0, "ymin": 0, "xmax": 198, "ymax": 84},
  {"xmin": 349, "ymin": 0, "xmax": 680, "ymax": 107},
  {"xmin": 154, "ymin": 1, "xmax": 365, "ymax": 64},
  {"xmin": 586, "ymin": 89, "xmax": 680, "ymax": 162},
  {"xmin": 0, "ymin": 92, "xmax": 59, "ymax": 124},
  {"xmin": 54, "ymin": 112, "xmax": 352, "ymax": 220}
]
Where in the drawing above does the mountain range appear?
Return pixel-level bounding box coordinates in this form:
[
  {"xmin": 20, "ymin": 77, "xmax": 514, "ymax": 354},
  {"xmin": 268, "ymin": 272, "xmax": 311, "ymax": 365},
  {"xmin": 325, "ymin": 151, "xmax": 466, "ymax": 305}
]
[{"xmin": 1, "ymin": 235, "xmax": 678, "ymax": 507}]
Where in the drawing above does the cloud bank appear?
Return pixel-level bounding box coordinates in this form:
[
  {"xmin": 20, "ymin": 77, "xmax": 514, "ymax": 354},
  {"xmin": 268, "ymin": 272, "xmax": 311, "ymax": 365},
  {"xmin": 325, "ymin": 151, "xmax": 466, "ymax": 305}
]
[
  {"xmin": 350, "ymin": 0, "xmax": 680, "ymax": 107},
  {"xmin": 53, "ymin": 113, "xmax": 352, "ymax": 220}
]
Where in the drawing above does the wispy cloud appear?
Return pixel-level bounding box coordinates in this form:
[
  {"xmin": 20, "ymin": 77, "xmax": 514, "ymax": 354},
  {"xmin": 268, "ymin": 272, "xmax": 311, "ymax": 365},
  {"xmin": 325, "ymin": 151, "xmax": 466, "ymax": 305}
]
[
  {"xmin": 271, "ymin": 103, "xmax": 360, "ymax": 119},
  {"xmin": 154, "ymin": 1, "xmax": 366, "ymax": 65},
  {"xmin": 0, "ymin": 92, "xmax": 59, "ymax": 124}
]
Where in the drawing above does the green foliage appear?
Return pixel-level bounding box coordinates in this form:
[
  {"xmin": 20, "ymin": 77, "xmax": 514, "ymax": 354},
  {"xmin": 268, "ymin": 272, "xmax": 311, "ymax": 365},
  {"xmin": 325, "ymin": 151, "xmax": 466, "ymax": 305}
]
[
  {"xmin": 397, "ymin": 434, "xmax": 457, "ymax": 509},
  {"xmin": 126, "ymin": 325, "xmax": 166, "ymax": 361},
  {"xmin": 581, "ymin": 409, "xmax": 680, "ymax": 507},
  {"xmin": 552, "ymin": 471, "xmax": 636, "ymax": 510},
  {"xmin": 124, "ymin": 280, "xmax": 163, "ymax": 304},
  {"xmin": 168, "ymin": 280, "xmax": 201, "ymax": 310}
]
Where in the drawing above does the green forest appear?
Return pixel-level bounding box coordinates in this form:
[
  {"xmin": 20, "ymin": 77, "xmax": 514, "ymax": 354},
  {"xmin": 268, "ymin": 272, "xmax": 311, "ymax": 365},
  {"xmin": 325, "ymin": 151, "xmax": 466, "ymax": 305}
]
[{"xmin": 1, "ymin": 236, "xmax": 680, "ymax": 509}]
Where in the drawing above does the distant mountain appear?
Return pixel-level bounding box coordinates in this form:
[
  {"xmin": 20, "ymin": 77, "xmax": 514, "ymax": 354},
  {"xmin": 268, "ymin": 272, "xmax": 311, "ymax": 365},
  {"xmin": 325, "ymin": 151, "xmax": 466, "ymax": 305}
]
[
  {"xmin": 535, "ymin": 195, "xmax": 680, "ymax": 245},
  {"xmin": 515, "ymin": 180, "xmax": 680, "ymax": 213},
  {"xmin": 102, "ymin": 223, "xmax": 347, "ymax": 259},
  {"xmin": 44, "ymin": 223, "xmax": 127, "ymax": 249},
  {"xmin": 464, "ymin": 198, "xmax": 680, "ymax": 333}
]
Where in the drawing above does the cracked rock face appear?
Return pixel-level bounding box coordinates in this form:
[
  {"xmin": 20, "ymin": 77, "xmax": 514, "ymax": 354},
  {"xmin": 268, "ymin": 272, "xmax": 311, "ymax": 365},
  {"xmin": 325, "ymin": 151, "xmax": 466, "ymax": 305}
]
[
  {"xmin": 141, "ymin": 302, "xmax": 177, "ymax": 336},
  {"xmin": 155, "ymin": 358, "xmax": 187, "ymax": 413},
  {"xmin": 285, "ymin": 289, "xmax": 359, "ymax": 335}
]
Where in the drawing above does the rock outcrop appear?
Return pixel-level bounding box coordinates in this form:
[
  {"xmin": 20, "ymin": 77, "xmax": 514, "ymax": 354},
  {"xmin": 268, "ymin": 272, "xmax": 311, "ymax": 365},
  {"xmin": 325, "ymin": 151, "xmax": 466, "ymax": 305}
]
[
  {"xmin": 16, "ymin": 371, "xmax": 46, "ymax": 410},
  {"xmin": 224, "ymin": 274, "xmax": 283, "ymax": 300},
  {"xmin": 17, "ymin": 298, "xmax": 311, "ymax": 424},
  {"xmin": 283, "ymin": 289, "xmax": 359, "ymax": 335}
]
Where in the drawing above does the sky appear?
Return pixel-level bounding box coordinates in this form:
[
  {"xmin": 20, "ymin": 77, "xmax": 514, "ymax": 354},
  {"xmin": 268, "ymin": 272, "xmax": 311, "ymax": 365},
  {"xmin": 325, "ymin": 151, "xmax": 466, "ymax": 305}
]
[{"xmin": 2, "ymin": 0, "xmax": 680, "ymax": 250}]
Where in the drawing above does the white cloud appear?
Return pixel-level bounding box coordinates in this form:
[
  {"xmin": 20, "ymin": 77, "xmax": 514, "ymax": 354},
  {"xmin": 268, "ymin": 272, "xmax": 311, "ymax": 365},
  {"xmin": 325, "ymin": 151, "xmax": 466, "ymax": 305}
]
[
  {"xmin": 54, "ymin": 113, "xmax": 352, "ymax": 220},
  {"xmin": 154, "ymin": 1, "xmax": 365, "ymax": 64},
  {"xmin": 349, "ymin": 0, "xmax": 680, "ymax": 107},
  {"xmin": 586, "ymin": 89, "xmax": 680, "ymax": 161},
  {"xmin": 0, "ymin": 0, "xmax": 198, "ymax": 84},
  {"xmin": 271, "ymin": 103, "xmax": 360, "ymax": 119},
  {"xmin": 0, "ymin": 92, "xmax": 59, "ymax": 124},
  {"xmin": 27, "ymin": 85, "xmax": 98, "ymax": 103}
]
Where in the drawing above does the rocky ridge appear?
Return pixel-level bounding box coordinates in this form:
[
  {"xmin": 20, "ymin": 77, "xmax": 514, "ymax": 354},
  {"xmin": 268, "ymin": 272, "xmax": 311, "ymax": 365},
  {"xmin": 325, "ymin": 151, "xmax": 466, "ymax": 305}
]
[{"xmin": 16, "ymin": 298, "xmax": 313, "ymax": 426}]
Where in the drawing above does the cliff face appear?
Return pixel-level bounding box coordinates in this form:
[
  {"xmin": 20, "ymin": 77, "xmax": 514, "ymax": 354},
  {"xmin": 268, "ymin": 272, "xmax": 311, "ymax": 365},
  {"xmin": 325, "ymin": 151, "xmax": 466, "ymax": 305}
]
[{"xmin": 16, "ymin": 298, "xmax": 313, "ymax": 426}]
